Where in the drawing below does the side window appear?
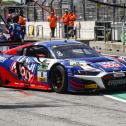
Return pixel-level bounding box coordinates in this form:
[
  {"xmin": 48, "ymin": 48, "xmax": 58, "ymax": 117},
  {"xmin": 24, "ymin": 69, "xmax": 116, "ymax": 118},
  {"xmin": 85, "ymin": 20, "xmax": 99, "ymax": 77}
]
[{"xmin": 22, "ymin": 46, "xmax": 51, "ymax": 58}]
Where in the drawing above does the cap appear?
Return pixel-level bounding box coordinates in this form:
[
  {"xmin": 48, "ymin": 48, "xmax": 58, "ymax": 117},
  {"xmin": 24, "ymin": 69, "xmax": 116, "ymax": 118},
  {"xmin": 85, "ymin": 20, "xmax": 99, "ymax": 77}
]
[{"xmin": 65, "ymin": 9, "xmax": 68, "ymax": 12}]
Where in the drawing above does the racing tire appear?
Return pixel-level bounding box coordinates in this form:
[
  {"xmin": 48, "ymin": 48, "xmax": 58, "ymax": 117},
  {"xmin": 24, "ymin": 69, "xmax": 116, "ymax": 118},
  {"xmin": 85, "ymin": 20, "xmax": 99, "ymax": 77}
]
[{"xmin": 50, "ymin": 65, "xmax": 68, "ymax": 93}]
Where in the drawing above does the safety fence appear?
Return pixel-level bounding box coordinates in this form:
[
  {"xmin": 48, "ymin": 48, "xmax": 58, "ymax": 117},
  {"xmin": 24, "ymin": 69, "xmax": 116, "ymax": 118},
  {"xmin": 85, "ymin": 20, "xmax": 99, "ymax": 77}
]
[{"xmin": 1, "ymin": 0, "xmax": 126, "ymax": 22}]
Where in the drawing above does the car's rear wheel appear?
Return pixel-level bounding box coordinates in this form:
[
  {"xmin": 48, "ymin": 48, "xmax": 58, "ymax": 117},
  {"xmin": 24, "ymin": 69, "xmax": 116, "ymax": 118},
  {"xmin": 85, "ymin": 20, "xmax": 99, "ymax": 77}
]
[{"xmin": 50, "ymin": 65, "xmax": 68, "ymax": 93}]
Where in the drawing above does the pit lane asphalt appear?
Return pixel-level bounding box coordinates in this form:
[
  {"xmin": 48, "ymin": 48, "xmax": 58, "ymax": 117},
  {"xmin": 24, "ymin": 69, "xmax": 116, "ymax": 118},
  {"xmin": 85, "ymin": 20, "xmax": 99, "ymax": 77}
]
[{"xmin": 0, "ymin": 87, "xmax": 126, "ymax": 126}]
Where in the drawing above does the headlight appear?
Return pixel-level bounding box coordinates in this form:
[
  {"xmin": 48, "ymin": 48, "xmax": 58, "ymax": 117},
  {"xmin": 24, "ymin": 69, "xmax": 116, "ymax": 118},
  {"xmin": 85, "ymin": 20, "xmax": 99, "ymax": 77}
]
[
  {"xmin": 70, "ymin": 60, "xmax": 101, "ymax": 75},
  {"xmin": 72, "ymin": 64, "xmax": 101, "ymax": 76}
]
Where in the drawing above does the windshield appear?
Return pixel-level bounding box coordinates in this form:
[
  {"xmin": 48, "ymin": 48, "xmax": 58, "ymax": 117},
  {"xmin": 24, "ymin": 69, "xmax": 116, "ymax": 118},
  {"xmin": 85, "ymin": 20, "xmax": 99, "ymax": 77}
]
[{"xmin": 52, "ymin": 44, "xmax": 101, "ymax": 59}]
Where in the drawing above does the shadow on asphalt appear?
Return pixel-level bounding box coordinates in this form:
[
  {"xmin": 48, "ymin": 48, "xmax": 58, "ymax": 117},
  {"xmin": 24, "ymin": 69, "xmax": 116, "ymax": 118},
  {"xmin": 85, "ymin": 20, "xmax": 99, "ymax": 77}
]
[
  {"xmin": 68, "ymin": 89, "xmax": 126, "ymax": 96},
  {"xmin": 0, "ymin": 104, "xmax": 60, "ymax": 109},
  {"xmin": 2, "ymin": 87, "xmax": 126, "ymax": 96}
]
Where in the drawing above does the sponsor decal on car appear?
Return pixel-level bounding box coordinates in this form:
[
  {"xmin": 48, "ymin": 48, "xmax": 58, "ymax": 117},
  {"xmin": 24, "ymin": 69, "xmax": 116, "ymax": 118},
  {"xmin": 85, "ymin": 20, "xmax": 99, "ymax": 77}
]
[
  {"xmin": 98, "ymin": 62, "xmax": 121, "ymax": 68},
  {"xmin": 56, "ymin": 51, "xmax": 63, "ymax": 57},
  {"xmin": 37, "ymin": 64, "xmax": 47, "ymax": 82},
  {"xmin": 10, "ymin": 61, "xmax": 34, "ymax": 81},
  {"xmin": 17, "ymin": 56, "xmax": 36, "ymax": 72},
  {"xmin": 85, "ymin": 84, "xmax": 97, "ymax": 89}
]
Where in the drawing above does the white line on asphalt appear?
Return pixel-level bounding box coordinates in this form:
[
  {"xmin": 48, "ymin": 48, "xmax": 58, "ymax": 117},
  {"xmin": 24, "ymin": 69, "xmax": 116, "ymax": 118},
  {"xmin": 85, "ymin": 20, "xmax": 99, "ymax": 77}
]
[{"xmin": 104, "ymin": 95, "xmax": 126, "ymax": 103}]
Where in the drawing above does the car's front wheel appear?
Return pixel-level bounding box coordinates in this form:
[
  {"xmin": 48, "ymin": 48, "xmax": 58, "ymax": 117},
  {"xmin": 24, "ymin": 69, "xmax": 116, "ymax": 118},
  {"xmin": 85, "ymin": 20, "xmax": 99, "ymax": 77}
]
[{"xmin": 50, "ymin": 65, "xmax": 68, "ymax": 93}]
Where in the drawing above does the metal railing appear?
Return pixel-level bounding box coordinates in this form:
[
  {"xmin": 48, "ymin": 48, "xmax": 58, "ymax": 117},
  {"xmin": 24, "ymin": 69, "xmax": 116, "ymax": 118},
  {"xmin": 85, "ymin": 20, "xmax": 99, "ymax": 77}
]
[{"xmin": 94, "ymin": 26, "xmax": 112, "ymax": 42}]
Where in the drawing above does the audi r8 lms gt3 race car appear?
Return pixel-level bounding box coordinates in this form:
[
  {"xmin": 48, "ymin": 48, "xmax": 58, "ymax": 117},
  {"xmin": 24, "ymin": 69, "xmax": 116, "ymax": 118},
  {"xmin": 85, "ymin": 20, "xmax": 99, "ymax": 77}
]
[{"xmin": 0, "ymin": 40, "xmax": 126, "ymax": 93}]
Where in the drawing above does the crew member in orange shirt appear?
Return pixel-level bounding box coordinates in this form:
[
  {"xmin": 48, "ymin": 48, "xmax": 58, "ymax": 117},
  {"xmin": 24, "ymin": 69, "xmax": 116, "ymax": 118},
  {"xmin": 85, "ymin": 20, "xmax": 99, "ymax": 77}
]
[
  {"xmin": 48, "ymin": 11, "xmax": 57, "ymax": 38},
  {"xmin": 68, "ymin": 10, "xmax": 76, "ymax": 37},
  {"xmin": 62, "ymin": 9, "xmax": 69, "ymax": 38}
]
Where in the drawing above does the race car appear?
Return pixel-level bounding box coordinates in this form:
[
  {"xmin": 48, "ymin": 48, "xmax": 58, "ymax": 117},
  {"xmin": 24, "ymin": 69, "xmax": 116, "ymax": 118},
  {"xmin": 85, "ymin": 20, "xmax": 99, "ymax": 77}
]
[{"xmin": 0, "ymin": 40, "xmax": 126, "ymax": 93}]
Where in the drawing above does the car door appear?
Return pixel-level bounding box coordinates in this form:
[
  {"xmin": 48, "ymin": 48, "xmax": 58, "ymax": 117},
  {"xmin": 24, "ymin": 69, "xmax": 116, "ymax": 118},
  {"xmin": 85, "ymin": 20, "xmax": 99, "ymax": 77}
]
[{"xmin": 15, "ymin": 45, "xmax": 52, "ymax": 88}]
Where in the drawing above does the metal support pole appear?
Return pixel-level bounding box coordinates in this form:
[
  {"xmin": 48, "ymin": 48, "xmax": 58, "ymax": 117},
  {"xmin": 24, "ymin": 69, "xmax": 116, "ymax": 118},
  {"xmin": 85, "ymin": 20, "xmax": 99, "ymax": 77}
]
[
  {"xmin": 96, "ymin": 6, "xmax": 99, "ymax": 21},
  {"xmin": 112, "ymin": 0, "xmax": 116, "ymax": 22},
  {"xmin": 59, "ymin": 0, "xmax": 63, "ymax": 38},
  {"xmin": 50, "ymin": 0, "xmax": 55, "ymax": 12},
  {"xmin": 124, "ymin": 3, "xmax": 126, "ymax": 22},
  {"xmin": 82, "ymin": 0, "xmax": 86, "ymax": 21},
  {"xmin": 113, "ymin": 0, "xmax": 116, "ymax": 42},
  {"xmin": 123, "ymin": 4, "xmax": 126, "ymax": 52},
  {"xmin": 59, "ymin": 0, "xmax": 63, "ymax": 18},
  {"xmin": 26, "ymin": 6, "xmax": 29, "ymax": 21},
  {"xmin": 42, "ymin": 0, "xmax": 47, "ymax": 21},
  {"xmin": 70, "ymin": 0, "xmax": 73, "ymax": 11}
]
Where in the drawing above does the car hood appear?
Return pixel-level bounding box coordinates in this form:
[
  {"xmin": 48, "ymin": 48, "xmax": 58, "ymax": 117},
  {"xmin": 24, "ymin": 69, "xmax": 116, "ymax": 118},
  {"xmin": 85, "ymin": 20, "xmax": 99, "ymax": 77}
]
[{"xmin": 68, "ymin": 56, "xmax": 126, "ymax": 72}]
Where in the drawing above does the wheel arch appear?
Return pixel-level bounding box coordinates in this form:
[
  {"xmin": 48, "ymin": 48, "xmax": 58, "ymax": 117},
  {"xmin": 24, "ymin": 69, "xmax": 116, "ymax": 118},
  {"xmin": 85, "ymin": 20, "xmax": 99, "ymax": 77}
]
[
  {"xmin": 48, "ymin": 63, "xmax": 67, "ymax": 80},
  {"xmin": 48, "ymin": 63, "xmax": 69, "ymax": 93}
]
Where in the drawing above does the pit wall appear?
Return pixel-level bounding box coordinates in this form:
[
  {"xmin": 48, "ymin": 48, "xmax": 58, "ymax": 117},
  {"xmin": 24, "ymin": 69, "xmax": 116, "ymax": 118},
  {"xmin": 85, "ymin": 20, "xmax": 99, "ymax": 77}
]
[
  {"xmin": 89, "ymin": 41, "xmax": 126, "ymax": 54},
  {"xmin": 26, "ymin": 21, "xmax": 95, "ymax": 40}
]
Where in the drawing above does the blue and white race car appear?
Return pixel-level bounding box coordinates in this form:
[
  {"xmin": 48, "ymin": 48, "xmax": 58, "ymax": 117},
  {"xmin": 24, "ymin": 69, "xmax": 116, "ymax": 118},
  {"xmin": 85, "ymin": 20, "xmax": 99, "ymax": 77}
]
[{"xmin": 0, "ymin": 40, "xmax": 126, "ymax": 93}]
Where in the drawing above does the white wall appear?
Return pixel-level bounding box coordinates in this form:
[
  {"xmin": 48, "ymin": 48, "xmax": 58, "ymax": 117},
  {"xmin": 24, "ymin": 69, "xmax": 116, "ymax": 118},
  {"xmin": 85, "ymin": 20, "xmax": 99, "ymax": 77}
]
[{"xmin": 26, "ymin": 21, "xmax": 95, "ymax": 40}]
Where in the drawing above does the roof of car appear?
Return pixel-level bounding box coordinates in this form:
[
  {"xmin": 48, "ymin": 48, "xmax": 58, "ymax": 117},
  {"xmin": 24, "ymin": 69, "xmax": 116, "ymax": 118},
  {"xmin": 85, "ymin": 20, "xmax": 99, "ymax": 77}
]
[
  {"xmin": 3, "ymin": 40, "xmax": 88, "ymax": 55},
  {"xmin": 34, "ymin": 40, "xmax": 86, "ymax": 47}
]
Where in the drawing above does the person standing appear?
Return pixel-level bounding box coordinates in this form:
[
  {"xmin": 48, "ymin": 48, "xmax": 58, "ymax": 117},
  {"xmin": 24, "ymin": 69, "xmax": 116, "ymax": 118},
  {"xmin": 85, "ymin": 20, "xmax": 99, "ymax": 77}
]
[
  {"xmin": 68, "ymin": 10, "xmax": 76, "ymax": 38},
  {"xmin": 18, "ymin": 12, "xmax": 26, "ymax": 41},
  {"xmin": 47, "ymin": 11, "xmax": 57, "ymax": 38},
  {"xmin": 62, "ymin": 9, "xmax": 69, "ymax": 38},
  {"xmin": 9, "ymin": 15, "xmax": 23, "ymax": 42}
]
